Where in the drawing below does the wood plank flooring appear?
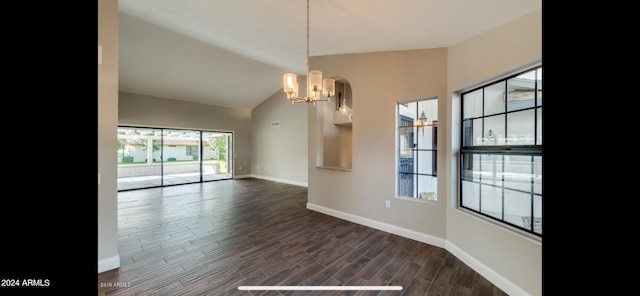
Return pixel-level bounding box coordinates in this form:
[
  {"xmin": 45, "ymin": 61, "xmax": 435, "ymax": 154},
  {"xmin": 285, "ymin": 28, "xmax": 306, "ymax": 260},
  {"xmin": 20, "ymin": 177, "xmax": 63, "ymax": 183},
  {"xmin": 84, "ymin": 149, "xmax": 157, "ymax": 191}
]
[{"xmin": 98, "ymin": 178, "xmax": 507, "ymax": 296}]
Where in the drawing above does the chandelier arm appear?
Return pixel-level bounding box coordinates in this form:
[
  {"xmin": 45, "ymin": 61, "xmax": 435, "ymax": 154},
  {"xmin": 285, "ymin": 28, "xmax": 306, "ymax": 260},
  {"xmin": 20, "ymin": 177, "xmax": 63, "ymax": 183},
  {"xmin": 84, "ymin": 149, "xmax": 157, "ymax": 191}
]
[{"xmin": 306, "ymin": 0, "xmax": 311, "ymax": 100}]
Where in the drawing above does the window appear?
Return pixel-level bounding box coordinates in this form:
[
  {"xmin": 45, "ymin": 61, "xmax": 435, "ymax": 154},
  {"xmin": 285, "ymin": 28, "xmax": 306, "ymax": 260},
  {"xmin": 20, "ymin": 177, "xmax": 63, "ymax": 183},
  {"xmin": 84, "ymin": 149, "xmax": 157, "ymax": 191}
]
[
  {"xmin": 117, "ymin": 126, "xmax": 233, "ymax": 191},
  {"xmin": 186, "ymin": 146, "xmax": 199, "ymax": 157},
  {"xmin": 397, "ymin": 97, "xmax": 438, "ymax": 201},
  {"xmin": 460, "ymin": 65, "xmax": 542, "ymax": 237}
]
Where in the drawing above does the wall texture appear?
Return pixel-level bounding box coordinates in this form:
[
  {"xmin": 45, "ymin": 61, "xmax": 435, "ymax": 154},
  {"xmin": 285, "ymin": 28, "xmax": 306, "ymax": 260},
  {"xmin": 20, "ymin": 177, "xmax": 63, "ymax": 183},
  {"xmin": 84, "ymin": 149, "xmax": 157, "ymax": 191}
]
[
  {"xmin": 445, "ymin": 9, "xmax": 542, "ymax": 296},
  {"xmin": 305, "ymin": 9, "xmax": 542, "ymax": 296},
  {"xmin": 99, "ymin": 5, "xmax": 542, "ymax": 295},
  {"xmin": 251, "ymin": 83, "xmax": 309, "ymax": 186},
  {"xmin": 98, "ymin": 0, "xmax": 120, "ymax": 273},
  {"xmin": 118, "ymin": 91, "xmax": 253, "ymax": 178},
  {"xmin": 308, "ymin": 47, "xmax": 449, "ymax": 240}
]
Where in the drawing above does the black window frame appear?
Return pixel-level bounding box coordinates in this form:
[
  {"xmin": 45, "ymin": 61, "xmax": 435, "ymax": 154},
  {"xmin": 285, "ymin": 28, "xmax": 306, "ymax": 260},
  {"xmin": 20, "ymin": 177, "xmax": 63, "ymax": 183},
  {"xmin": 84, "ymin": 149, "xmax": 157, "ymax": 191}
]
[
  {"xmin": 459, "ymin": 65, "xmax": 542, "ymax": 237},
  {"xmin": 397, "ymin": 98, "xmax": 438, "ymax": 201}
]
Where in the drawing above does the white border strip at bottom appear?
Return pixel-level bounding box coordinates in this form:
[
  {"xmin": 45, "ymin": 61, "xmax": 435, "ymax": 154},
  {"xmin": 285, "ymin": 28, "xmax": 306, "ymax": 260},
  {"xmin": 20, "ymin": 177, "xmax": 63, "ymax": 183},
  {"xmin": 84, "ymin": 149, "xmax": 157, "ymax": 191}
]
[
  {"xmin": 98, "ymin": 254, "xmax": 120, "ymax": 273},
  {"xmin": 238, "ymin": 286, "xmax": 402, "ymax": 291},
  {"xmin": 249, "ymin": 174, "xmax": 308, "ymax": 187}
]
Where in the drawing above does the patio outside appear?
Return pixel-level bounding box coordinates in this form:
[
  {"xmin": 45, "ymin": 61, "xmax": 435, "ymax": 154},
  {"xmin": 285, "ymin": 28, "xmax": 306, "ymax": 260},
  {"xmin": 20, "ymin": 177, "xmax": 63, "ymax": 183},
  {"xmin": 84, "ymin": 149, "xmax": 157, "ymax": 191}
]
[{"xmin": 117, "ymin": 127, "xmax": 233, "ymax": 191}]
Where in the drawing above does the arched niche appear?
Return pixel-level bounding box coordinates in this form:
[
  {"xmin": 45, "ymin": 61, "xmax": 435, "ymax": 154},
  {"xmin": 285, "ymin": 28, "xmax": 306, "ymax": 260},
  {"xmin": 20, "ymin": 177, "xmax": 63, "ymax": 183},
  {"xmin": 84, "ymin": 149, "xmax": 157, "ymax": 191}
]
[{"xmin": 317, "ymin": 77, "xmax": 352, "ymax": 171}]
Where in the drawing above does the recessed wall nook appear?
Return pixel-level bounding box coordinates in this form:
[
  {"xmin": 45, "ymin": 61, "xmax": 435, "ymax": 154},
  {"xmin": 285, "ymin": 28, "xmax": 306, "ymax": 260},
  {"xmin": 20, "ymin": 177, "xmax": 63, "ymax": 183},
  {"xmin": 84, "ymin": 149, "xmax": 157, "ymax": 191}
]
[{"xmin": 317, "ymin": 78, "xmax": 352, "ymax": 171}]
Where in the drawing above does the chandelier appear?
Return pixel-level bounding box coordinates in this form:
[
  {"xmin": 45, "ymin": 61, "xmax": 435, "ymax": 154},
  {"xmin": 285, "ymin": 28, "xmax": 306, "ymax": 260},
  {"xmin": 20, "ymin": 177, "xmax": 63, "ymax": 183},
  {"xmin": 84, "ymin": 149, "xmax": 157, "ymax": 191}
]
[
  {"xmin": 414, "ymin": 111, "xmax": 429, "ymax": 128},
  {"xmin": 283, "ymin": 0, "xmax": 335, "ymax": 106},
  {"xmin": 414, "ymin": 111, "xmax": 437, "ymax": 135}
]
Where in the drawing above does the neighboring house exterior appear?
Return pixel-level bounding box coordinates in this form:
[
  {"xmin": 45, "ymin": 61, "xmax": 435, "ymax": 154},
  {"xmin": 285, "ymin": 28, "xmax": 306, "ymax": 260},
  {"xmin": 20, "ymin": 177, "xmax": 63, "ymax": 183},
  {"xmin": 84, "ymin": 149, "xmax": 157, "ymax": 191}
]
[{"xmin": 118, "ymin": 139, "xmax": 218, "ymax": 163}]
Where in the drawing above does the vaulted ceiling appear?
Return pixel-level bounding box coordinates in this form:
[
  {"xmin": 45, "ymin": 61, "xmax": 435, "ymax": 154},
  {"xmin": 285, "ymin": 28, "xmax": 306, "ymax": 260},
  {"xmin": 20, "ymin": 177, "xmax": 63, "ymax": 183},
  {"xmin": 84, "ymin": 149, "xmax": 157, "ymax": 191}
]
[{"xmin": 118, "ymin": 0, "xmax": 541, "ymax": 110}]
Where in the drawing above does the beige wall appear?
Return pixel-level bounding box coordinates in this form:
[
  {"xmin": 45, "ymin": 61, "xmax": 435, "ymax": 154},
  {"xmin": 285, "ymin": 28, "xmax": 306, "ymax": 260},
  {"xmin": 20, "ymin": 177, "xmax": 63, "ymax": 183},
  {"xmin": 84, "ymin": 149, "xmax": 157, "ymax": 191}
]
[
  {"xmin": 98, "ymin": 0, "xmax": 119, "ymax": 272},
  {"xmin": 319, "ymin": 89, "xmax": 353, "ymax": 169},
  {"xmin": 251, "ymin": 85, "xmax": 308, "ymax": 186},
  {"xmin": 305, "ymin": 9, "xmax": 541, "ymax": 296},
  {"xmin": 100, "ymin": 4, "xmax": 542, "ymax": 294},
  {"xmin": 445, "ymin": 9, "xmax": 542, "ymax": 296},
  {"xmin": 118, "ymin": 92, "xmax": 253, "ymax": 177},
  {"xmin": 308, "ymin": 47, "xmax": 449, "ymax": 239}
]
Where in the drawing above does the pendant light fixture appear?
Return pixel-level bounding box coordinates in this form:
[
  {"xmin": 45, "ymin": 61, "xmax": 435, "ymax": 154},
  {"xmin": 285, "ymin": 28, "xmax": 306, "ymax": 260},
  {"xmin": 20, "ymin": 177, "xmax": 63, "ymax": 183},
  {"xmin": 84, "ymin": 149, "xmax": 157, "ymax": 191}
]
[
  {"xmin": 415, "ymin": 110, "xmax": 436, "ymax": 135},
  {"xmin": 339, "ymin": 82, "xmax": 351, "ymax": 115},
  {"xmin": 415, "ymin": 111, "xmax": 428, "ymax": 128},
  {"xmin": 283, "ymin": 0, "xmax": 335, "ymax": 106}
]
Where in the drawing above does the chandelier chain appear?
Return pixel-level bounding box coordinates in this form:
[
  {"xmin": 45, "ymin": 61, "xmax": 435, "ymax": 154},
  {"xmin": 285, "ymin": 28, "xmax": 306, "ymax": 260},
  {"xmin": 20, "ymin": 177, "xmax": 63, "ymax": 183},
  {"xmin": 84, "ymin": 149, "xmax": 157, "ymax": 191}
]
[
  {"xmin": 306, "ymin": 0, "xmax": 310, "ymax": 76},
  {"xmin": 282, "ymin": 0, "xmax": 334, "ymax": 105}
]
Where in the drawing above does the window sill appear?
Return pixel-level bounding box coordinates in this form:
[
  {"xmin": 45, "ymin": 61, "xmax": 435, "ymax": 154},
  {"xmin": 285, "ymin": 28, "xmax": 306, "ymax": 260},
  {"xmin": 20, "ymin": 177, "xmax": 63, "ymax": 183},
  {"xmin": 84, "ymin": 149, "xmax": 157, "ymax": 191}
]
[
  {"xmin": 458, "ymin": 207, "xmax": 542, "ymax": 243},
  {"xmin": 316, "ymin": 166, "xmax": 352, "ymax": 172},
  {"xmin": 396, "ymin": 196, "xmax": 438, "ymax": 204}
]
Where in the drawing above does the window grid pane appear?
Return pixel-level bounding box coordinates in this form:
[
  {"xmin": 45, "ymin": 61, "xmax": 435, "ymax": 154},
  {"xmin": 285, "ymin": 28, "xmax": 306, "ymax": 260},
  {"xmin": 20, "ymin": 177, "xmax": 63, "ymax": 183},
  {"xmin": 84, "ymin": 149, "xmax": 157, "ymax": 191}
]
[
  {"xmin": 484, "ymin": 81, "xmax": 506, "ymax": 116},
  {"xmin": 460, "ymin": 65, "xmax": 542, "ymax": 237},
  {"xmin": 397, "ymin": 97, "xmax": 438, "ymax": 200}
]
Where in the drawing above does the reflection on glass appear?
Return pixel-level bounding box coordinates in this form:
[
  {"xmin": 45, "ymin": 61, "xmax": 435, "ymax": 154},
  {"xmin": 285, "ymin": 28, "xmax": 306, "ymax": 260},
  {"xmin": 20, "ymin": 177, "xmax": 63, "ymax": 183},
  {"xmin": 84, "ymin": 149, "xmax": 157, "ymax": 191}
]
[
  {"xmin": 507, "ymin": 109, "xmax": 535, "ymax": 145},
  {"xmin": 503, "ymin": 155, "xmax": 533, "ymax": 192},
  {"xmin": 479, "ymin": 154, "xmax": 503, "ymax": 187},
  {"xmin": 484, "ymin": 81, "xmax": 506, "ymax": 116},
  {"xmin": 533, "ymin": 156, "xmax": 542, "ymax": 194},
  {"xmin": 536, "ymin": 107, "xmax": 542, "ymax": 145},
  {"xmin": 480, "ymin": 184, "xmax": 502, "ymax": 219},
  {"xmin": 484, "ymin": 115, "xmax": 505, "ymax": 145},
  {"xmin": 504, "ymin": 189, "xmax": 532, "ymax": 229},
  {"xmin": 506, "ymin": 69, "xmax": 537, "ymax": 112},
  {"xmin": 463, "ymin": 89, "xmax": 483, "ymax": 120},
  {"xmin": 461, "ymin": 180, "xmax": 480, "ymax": 211}
]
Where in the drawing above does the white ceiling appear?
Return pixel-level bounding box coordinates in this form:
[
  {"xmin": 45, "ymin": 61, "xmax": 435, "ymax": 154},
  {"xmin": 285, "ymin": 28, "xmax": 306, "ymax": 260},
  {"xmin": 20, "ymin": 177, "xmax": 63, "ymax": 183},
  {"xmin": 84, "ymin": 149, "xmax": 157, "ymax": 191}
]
[{"xmin": 118, "ymin": 0, "xmax": 541, "ymax": 110}]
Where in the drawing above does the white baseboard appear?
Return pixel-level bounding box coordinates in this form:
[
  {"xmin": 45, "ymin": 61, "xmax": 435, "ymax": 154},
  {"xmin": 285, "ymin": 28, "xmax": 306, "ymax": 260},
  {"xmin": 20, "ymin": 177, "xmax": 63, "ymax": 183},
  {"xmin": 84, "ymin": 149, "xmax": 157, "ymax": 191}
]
[
  {"xmin": 445, "ymin": 242, "xmax": 531, "ymax": 296},
  {"xmin": 98, "ymin": 254, "xmax": 120, "ymax": 273},
  {"xmin": 250, "ymin": 174, "xmax": 308, "ymax": 187},
  {"xmin": 233, "ymin": 174, "xmax": 252, "ymax": 179},
  {"xmin": 306, "ymin": 202, "xmax": 529, "ymax": 296},
  {"xmin": 306, "ymin": 202, "xmax": 445, "ymax": 248}
]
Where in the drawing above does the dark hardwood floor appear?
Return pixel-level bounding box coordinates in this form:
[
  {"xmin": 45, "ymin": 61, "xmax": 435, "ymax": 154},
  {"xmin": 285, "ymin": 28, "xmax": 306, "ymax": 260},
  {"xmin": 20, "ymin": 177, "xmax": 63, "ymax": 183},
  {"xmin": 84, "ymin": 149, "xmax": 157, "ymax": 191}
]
[{"xmin": 98, "ymin": 178, "xmax": 507, "ymax": 296}]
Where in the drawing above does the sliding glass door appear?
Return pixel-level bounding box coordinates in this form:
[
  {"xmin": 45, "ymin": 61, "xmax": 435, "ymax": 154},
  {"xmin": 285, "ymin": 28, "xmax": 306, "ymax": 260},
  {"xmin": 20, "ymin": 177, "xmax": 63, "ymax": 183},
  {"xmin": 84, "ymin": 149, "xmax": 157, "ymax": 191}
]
[
  {"xmin": 117, "ymin": 127, "xmax": 163, "ymax": 190},
  {"xmin": 117, "ymin": 126, "xmax": 233, "ymax": 191},
  {"xmin": 161, "ymin": 129, "xmax": 202, "ymax": 186},
  {"xmin": 202, "ymin": 131, "xmax": 231, "ymax": 182}
]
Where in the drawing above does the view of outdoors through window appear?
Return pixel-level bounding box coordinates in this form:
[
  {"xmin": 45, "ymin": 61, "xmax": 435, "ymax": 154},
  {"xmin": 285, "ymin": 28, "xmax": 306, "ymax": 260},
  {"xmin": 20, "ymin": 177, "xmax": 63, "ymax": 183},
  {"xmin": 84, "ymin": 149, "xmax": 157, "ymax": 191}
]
[
  {"xmin": 117, "ymin": 127, "xmax": 232, "ymax": 191},
  {"xmin": 460, "ymin": 65, "xmax": 542, "ymax": 236},
  {"xmin": 397, "ymin": 97, "xmax": 438, "ymax": 201}
]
